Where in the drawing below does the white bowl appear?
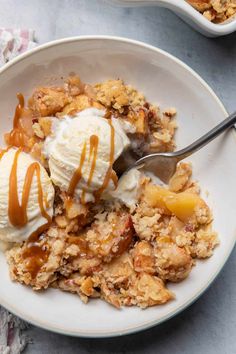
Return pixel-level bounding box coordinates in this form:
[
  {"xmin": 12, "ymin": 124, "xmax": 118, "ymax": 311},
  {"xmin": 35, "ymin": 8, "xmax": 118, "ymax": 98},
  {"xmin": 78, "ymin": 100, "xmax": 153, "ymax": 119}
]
[
  {"xmin": 0, "ymin": 36, "xmax": 235, "ymax": 338},
  {"xmin": 108, "ymin": 0, "xmax": 236, "ymax": 37}
]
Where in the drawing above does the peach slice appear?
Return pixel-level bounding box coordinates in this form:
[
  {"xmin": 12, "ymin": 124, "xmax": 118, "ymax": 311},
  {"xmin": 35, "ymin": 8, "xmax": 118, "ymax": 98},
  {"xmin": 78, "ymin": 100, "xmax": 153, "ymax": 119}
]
[
  {"xmin": 164, "ymin": 192, "xmax": 201, "ymax": 222},
  {"xmin": 144, "ymin": 184, "xmax": 202, "ymax": 222},
  {"xmin": 144, "ymin": 184, "xmax": 172, "ymax": 214}
]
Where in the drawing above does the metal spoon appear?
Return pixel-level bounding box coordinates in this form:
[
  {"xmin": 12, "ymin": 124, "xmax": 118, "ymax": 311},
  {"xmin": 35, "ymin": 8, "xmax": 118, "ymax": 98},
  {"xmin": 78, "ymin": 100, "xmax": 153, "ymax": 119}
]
[{"xmin": 115, "ymin": 111, "xmax": 236, "ymax": 184}]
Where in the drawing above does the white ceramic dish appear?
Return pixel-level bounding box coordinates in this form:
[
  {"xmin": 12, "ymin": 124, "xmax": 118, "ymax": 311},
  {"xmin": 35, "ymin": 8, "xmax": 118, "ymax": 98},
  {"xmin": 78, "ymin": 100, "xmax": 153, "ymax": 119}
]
[
  {"xmin": 0, "ymin": 36, "xmax": 235, "ymax": 338},
  {"xmin": 108, "ymin": 0, "xmax": 236, "ymax": 37}
]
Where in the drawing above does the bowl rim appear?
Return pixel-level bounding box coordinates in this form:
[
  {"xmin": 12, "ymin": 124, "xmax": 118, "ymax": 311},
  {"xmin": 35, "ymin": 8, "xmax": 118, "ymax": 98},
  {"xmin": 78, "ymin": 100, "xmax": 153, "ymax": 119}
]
[
  {"xmin": 108, "ymin": 0, "xmax": 236, "ymax": 35},
  {"xmin": 0, "ymin": 35, "xmax": 235, "ymax": 338}
]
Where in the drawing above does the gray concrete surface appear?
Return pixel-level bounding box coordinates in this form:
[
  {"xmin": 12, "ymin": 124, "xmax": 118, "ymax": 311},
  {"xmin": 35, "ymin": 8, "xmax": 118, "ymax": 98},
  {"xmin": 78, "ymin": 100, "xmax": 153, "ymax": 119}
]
[{"xmin": 0, "ymin": 0, "xmax": 235, "ymax": 353}]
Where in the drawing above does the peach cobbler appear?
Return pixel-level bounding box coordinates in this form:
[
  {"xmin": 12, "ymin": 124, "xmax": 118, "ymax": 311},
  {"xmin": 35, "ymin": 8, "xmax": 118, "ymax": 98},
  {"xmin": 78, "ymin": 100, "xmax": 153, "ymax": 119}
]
[
  {"xmin": 187, "ymin": 0, "xmax": 236, "ymax": 22},
  {"xmin": 0, "ymin": 76, "xmax": 219, "ymax": 308}
]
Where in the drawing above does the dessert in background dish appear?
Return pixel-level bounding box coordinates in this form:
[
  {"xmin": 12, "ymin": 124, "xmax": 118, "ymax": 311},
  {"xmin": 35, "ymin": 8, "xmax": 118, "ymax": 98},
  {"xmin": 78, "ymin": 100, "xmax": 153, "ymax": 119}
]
[
  {"xmin": 187, "ymin": 0, "xmax": 236, "ymax": 23},
  {"xmin": 1, "ymin": 75, "xmax": 219, "ymax": 308}
]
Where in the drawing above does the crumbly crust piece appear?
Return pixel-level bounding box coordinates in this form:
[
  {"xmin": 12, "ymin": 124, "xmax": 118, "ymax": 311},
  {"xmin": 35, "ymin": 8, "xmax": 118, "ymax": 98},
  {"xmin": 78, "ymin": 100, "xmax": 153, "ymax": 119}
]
[
  {"xmin": 19, "ymin": 76, "xmax": 177, "ymax": 162},
  {"xmin": 187, "ymin": 0, "xmax": 236, "ymax": 23}
]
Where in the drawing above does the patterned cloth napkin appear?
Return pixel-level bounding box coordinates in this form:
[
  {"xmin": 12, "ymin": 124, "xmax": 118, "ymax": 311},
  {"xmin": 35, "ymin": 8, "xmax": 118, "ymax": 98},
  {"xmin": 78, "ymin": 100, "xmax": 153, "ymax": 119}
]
[
  {"xmin": 0, "ymin": 308, "xmax": 30, "ymax": 354},
  {"xmin": 0, "ymin": 28, "xmax": 37, "ymax": 354},
  {"xmin": 0, "ymin": 28, "xmax": 36, "ymax": 66}
]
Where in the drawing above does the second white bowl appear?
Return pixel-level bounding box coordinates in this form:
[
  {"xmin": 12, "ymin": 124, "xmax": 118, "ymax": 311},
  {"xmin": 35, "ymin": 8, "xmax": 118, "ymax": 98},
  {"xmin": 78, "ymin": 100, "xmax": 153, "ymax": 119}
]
[{"xmin": 108, "ymin": 0, "xmax": 236, "ymax": 37}]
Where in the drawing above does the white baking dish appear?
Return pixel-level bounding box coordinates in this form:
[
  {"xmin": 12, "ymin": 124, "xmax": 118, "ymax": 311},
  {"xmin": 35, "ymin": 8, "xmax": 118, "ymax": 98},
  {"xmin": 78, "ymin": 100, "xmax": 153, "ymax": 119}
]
[{"xmin": 108, "ymin": 0, "xmax": 236, "ymax": 37}]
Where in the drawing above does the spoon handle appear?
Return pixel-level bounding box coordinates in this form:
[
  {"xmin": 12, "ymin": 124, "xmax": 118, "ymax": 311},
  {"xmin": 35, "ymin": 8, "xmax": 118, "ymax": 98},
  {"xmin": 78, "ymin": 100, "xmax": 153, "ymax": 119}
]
[{"xmin": 174, "ymin": 111, "xmax": 236, "ymax": 161}]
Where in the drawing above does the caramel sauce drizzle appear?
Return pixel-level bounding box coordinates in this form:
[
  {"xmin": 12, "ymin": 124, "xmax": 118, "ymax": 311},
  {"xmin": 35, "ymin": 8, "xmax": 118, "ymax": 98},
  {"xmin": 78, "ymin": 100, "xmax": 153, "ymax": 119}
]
[
  {"xmin": 7, "ymin": 93, "xmax": 25, "ymax": 148},
  {"xmin": 80, "ymin": 134, "xmax": 99, "ymax": 204},
  {"xmin": 88, "ymin": 135, "xmax": 99, "ymax": 187},
  {"xmin": 65, "ymin": 196, "xmax": 73, "ymax": 210},
  {"xmin": 8, "ymin": 148, "xmax": 50, "ymax": 227},
  {"xmin": 81, "ymin": 189, "xmax": 86, "ymax": 205},
  {"xmin": 68, "ymin": 141, "xmax": 87, "ymax": 197},
  {"xmin": 67, "ymin": 118, "xmax": 116, "ymax": 203},
  {"xmin": 94, "ymin": 119, "xmax": 115, "ymax": 201},
  {"xmin": 0, "ymin": 148, "xmax": 10, "ymax": 159},
  {"xmin": 111, "ymin": 170, "xmax": 118, "ymax": 188},
  {"xmin": 7, "ymin": 148, "xmax": 51, "ymax": 278},
  {"xmin": 13, "ymin": 93, "xmax": 25, "ymax": 129}
]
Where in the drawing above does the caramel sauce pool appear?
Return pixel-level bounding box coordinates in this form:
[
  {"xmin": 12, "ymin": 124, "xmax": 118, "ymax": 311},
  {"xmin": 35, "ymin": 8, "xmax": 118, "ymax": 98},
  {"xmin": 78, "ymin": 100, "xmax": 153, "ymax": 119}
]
[{"xmin": 22, "ymin": 232, "xmax": 49, "ymax": 279}]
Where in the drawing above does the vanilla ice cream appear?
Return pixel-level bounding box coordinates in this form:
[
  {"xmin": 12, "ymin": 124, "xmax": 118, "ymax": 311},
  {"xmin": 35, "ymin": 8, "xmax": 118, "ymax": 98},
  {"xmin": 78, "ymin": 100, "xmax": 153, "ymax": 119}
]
[
  {"xmin": 0, "ymin": 148, "xmax": 54, "ymax": 243},
  {"xmin": 107, "ymin": 168, "xmax": 142, "ymax": 208},
  {"xmin": 44, "ymin": 108, "xmax": 130, "ymax": 203}
]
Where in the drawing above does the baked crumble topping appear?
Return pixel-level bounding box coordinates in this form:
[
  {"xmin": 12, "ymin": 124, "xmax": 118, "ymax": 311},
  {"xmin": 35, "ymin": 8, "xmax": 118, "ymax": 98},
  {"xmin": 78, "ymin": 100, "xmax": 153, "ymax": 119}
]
[{"xmin": 2, "ymin": 75, "xmax": 218, "ymax": 309}]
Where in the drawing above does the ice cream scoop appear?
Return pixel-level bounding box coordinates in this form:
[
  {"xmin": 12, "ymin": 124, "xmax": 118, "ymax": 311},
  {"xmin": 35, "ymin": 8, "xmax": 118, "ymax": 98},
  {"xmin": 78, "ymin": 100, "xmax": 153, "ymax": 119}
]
[
  {"xmin": 106, "ymin": 168, "xmax": 142, "ymax": 207},
  {"xmin": 0, "ymin": 148, "xmax": 54, "ymax": 243},
  {"xmin": 44, "ymin": 108, "xmax": 130, "ymax": 203}
]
